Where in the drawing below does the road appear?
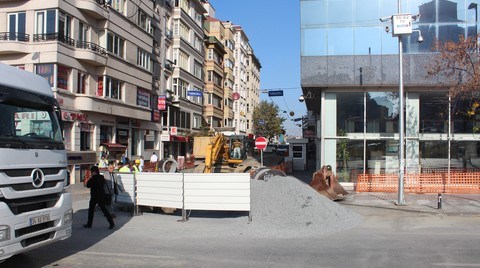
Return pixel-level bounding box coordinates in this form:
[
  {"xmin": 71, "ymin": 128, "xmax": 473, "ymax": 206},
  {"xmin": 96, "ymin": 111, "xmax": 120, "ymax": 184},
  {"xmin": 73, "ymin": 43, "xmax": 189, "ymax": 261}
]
[{"xmin": 4, "ymin": 188, "xmax": 480, "ymax": 267}]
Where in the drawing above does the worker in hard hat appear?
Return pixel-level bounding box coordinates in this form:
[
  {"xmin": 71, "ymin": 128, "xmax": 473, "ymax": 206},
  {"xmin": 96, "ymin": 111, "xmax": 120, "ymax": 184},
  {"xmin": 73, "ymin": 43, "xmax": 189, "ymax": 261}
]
[{"xmin": 132, "ymin": 159, "xmax": 140, "ymax": 173}]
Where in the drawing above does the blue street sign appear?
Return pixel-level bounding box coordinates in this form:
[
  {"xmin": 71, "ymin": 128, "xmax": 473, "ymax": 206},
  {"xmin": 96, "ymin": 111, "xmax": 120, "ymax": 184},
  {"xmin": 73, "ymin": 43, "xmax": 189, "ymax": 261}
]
[
  {"xmin": 268, "ymin": 90, "xmax": 283, "ymax": 97},
  {"xmin": 187, "ymin": 91, "xmax": 203, "ymax": 97},
  {"xmin": 259, "ymin": 119, "xmax": 265, "ymax": 125}
]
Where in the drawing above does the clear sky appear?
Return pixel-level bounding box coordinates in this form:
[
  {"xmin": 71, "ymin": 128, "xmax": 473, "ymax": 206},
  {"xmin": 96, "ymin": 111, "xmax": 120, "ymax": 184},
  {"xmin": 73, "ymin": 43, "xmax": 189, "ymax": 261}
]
[{"xmin": 208, "ymin": 0, "xmax": 305, "ymax": 137}]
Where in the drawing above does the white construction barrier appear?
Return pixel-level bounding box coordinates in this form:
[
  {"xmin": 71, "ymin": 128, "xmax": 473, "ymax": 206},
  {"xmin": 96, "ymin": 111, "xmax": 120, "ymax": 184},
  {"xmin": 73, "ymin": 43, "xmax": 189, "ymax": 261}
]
[
  {"xmin": 136, "ymin": 173, "xmax": 183, "ymax": 209},
  {"xmin": 134, "ymin": 172, "xmax": 251, "ymax": 221},
  {"xmin": 183, "ymin": 173, "xmax": 251, "ymax": 211},
  {"xmin": 115, "ymin": 172, "xmax": 135, "ymax": 204}
]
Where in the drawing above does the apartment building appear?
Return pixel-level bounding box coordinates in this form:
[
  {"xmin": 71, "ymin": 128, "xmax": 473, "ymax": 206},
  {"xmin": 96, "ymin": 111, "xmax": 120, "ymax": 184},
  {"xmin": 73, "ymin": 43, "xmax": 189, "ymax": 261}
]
[
  {"xmin": 0, "ymin": 0, "xmax": 164, "ymax": 183},
  {"xmin": 245, "ymin": 45, "xmax": 261, "ymax": 135},
  {"xmin": 232, "ymin": 26, "xmax": 250, "ymax": 134},
  {"xmin": 167, "ymin": 0, "xmax": 206, "ymax": 158}
]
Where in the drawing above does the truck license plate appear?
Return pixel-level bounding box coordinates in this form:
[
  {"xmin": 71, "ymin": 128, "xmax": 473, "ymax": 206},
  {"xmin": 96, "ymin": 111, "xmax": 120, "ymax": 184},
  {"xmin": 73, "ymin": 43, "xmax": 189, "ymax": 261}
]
[{"xmin": 30, "ymin": 214, "xmax": 50, "ymax": 226}]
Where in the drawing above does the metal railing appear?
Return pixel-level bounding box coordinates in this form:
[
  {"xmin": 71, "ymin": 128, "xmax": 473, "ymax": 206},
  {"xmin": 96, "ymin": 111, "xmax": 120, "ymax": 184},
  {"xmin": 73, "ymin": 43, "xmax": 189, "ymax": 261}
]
[
  {"xmin": 33, "ymin": 33, "xmax": 75, "ymax": 47},
  {"xmin": 0, "ymin": 32, "xmax": 30, "ymax": 42},
  {"xmin": 76, "ymin": 40, "xmax": 107, "ymax": 55}
]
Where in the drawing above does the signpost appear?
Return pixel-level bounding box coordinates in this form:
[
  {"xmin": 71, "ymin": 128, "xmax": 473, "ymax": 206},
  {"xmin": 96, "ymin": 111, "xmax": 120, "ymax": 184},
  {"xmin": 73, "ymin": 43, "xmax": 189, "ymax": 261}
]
[{"xmin": 255, "ymin": 137, "xmax": 268, "ymax": 166}]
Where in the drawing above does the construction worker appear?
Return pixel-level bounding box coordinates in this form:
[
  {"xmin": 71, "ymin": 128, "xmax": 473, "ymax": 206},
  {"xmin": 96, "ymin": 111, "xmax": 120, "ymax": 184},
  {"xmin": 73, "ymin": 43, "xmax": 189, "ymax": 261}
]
[
  {"xmin": 132, "ymin": 159, "xmax": 140, "ymax": 173},
  {"xmin": 233, "ymin": 139, "xmax": 242, "ymax": 159},
  {"xmin": 118, "ymin": 162, "xmax": 131, "ymax": 172}
]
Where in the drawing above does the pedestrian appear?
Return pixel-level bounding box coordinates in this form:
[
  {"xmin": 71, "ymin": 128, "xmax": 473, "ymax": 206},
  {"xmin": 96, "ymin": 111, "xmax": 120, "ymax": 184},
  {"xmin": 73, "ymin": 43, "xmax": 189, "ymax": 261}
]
[
  {"xmin": 150, "ymin": 152, "xmax": 158, "ymax": 163},
  {"xmin": 139, "ymin": 156, "xmax": 145, "ymax": 172},
  {"xmin": 84, "ymin": 166, "xmax": 115, "ymax": 229},
  {"xmin": 98, "ymin": 155, "xmax": 108, "ymax": 168},
  {"xmin": 104, "ymin": 163, "xmax": 124, "ymax": 218},
  {"xmin": 233, "ymin": 139, "xmax": 242, "ymax": 159}
]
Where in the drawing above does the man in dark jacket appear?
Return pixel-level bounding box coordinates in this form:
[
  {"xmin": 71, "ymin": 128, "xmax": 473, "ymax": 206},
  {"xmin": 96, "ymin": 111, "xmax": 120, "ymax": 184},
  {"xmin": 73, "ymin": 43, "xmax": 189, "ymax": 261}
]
[{"xmin": 84, "ymin": 166, "xmax": 115, "ymax": 229}]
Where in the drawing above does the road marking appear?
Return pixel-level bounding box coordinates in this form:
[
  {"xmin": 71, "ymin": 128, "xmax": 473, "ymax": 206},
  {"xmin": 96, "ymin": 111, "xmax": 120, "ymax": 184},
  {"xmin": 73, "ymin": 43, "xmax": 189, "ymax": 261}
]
[
  {"xmin": 433, "ymin": 264, "xmax": 480, "ymax": 267},
  {"xmin": 78, "ymin": 250, "xmax": 180, "ymax": 260}
]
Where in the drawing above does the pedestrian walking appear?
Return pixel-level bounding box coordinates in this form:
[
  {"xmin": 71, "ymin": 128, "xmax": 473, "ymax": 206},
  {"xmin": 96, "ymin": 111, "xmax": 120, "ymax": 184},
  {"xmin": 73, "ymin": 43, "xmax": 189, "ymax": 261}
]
[
  {"xmin": 150, "ymin": 152, "xmax": 158, "ymax": 163},
  {"xmin": 104, "ymin": 163, "xmax": 124, "ymax": 218},
  {"xmin": 84, "ymin": 166, "xmax": 115, "ymax": 229}
]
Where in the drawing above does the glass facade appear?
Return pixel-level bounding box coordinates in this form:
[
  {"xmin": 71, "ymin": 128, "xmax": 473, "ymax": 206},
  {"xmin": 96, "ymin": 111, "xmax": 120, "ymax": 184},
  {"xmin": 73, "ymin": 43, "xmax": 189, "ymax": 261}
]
[
  {"xmin": 323, "ymin": 91, "xmax": 480, "ymax": 181},
  {"xmin": 301, "ymin": 0, "xmax": 480, "ymax": 56}
]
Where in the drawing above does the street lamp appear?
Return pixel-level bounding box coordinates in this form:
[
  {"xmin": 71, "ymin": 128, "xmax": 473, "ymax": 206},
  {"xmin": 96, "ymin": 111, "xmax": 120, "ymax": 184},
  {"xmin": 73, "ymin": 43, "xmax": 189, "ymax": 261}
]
[{"xmin": 381, "ymin": 3, "xmax": 422, "ymax": 206}]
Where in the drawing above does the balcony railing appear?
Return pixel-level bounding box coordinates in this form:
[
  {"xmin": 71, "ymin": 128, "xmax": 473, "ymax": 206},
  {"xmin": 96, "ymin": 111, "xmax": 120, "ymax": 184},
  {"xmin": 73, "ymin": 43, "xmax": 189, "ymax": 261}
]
[
  {"xmin": 0, "ymin": 32, "xmax": 30, "ymax": 42},
  {"xmin": 76, "ymin": 40, "xmax": 107, "ymax": 55},
  {"xmin": 33, "ymin": 33, "xmax": 76, "ymax": 47}
]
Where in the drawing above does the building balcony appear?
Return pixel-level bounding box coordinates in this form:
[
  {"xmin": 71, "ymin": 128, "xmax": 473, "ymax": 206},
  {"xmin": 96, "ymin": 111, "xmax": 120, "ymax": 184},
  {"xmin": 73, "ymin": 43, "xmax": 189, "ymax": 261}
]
[
  {"xmin": 164, "ymin": 60, "xmax": 174, "ymax": 72},
  {"xmin": 73, "ymin": 0, "xmax": 109, "ymax": 19},
  {"xmin": 0, "ymin": 32, "xmax": 30, "ymax": 54},
  {"xmin": 33, "ymin": 33, "xmax": 76, "ymax": 47},
  {"xmin": 165, "ymin": 29, "xmax": 173, "ymax": 42},
  {"xmin": 74, "ymin": 41, "xmax": 107, "ymax": 66}
]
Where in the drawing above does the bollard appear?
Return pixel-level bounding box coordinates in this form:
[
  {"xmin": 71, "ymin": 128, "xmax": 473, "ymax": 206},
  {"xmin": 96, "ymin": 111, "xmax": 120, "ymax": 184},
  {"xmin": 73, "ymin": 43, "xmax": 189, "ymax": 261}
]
[{"xmin": 437, "ymin": 193, "xmax": 442, "ymax": 209}]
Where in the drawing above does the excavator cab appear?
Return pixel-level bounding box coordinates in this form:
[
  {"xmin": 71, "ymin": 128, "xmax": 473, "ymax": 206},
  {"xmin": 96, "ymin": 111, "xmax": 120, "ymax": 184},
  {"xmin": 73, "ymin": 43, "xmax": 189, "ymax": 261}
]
[{"xmin": 227, "ymin": 135, "xmax": 249, "ymax": 162}]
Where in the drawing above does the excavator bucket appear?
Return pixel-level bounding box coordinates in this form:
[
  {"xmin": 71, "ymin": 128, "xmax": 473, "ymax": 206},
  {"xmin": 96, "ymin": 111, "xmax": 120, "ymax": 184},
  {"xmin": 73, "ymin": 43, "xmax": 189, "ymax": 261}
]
[{"xmin": 309, "ymin": 166, "xmax": 348, "ymax": 201}]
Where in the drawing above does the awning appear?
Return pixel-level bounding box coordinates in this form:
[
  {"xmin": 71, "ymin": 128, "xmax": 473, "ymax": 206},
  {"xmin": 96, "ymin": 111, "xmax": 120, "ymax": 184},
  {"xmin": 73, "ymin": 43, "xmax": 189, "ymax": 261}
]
[
  {"xmin": 170, "ymin": 136, "xmax": 189, "ymax": 142},
  {"xmin": 100, "ymin": 143, "xmax": 127, "ymax": 152}
]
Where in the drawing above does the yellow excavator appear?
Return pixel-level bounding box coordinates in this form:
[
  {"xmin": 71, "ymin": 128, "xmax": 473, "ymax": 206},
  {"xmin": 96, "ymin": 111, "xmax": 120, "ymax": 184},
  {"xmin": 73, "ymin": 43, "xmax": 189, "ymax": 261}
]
[{"xmin": 194, "ymin": 133, "xmax": 258, "ymax": 173}]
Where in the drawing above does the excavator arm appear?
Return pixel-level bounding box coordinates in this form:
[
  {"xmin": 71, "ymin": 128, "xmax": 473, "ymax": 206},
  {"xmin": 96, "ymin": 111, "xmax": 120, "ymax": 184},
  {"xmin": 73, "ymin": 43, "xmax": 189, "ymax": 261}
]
[{"xmin": 204, "ymin": 133, "xmax": 228, "ymax": 173}]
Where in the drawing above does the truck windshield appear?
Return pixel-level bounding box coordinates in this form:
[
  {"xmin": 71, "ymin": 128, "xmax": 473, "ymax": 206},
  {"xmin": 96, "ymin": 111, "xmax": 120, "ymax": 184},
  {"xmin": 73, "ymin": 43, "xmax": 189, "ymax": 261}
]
[{"xmin": 0, "ymin": 103, "xmax": 64, "ymax": 150}]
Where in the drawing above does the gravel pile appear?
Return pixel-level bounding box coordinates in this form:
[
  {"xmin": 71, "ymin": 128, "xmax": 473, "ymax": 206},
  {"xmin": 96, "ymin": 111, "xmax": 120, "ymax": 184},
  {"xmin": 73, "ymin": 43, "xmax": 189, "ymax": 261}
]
[{"xmin": 247, "ymin": 175, "xmax": 362, "ymax": 238}]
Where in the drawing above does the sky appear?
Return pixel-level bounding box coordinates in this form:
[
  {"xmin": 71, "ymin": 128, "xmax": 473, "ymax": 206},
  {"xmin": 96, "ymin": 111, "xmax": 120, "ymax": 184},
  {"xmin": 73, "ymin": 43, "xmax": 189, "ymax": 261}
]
[{"xmin": 208, "ymin": 0, "xmax": 305, "ymax": 137}]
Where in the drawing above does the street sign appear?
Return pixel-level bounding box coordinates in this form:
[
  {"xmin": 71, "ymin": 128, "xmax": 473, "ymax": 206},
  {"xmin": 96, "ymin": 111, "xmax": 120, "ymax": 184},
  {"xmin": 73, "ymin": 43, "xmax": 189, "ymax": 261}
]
[
  {"xmin": 268, "ymin": 90, "xmax": 283, "ymax": 97},
  {"xmin": 255, "ymin": 137, "xmax": 268, "ymax": 150},
  {"xmin": 187, "ymin": 90, "xmax": 203, "ymax": 97},
  {"xmin": 259, "ymin": 119, "xmax": 265, "ymax": 125}
]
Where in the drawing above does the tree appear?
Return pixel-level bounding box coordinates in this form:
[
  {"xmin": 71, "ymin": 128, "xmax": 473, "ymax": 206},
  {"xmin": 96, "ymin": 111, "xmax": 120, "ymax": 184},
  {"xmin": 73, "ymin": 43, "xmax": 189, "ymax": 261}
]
[
  {"xmin": 252, "ymin": 101, "xmax": 285, "ymax": 140},
  {"xmin": 428, "ymin": 35, "xmax": 480, "ymax": 117}
]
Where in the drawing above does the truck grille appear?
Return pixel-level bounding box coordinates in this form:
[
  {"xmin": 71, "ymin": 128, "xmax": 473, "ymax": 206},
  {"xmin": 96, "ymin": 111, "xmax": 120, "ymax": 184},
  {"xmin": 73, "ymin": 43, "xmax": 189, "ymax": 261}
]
[
  {"xmin": 21, "ymin": 232, "xmax": 55, "ymax": 248},
  {"xmin": 4, "ymin": 194, "xmax": 60, "ymax": 215},
  {"xmin": 3, "ymin": 168, "xmax": 62, "ymax": 177},
  {"xmin": 11, "ymin": 180, "xmax": 61, "ymax": 191},
  {"xmin": 15, "ymin": 221, "xmax": 55, "ymax": 238}
]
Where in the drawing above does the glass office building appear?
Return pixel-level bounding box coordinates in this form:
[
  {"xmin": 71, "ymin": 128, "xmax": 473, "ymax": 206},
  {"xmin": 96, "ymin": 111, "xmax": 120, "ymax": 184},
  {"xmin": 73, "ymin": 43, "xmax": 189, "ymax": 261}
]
[{"xmin": 300, "ymin": 0, "xmax": 480, "ymax": 181}]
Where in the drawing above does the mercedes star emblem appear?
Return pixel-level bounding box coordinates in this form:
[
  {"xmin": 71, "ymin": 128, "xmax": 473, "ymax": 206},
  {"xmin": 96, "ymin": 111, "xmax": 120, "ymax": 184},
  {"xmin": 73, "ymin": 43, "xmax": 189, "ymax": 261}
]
[{"xmin": 31, "ymin": 168, "xmax": 45, "ymax": 188}]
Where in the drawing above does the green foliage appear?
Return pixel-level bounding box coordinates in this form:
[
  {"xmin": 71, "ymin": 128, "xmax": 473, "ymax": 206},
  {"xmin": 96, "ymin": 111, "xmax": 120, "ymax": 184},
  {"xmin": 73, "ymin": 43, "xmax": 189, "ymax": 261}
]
[{"xmin": 252, "ymin": 101, "xmax": 285, "ymax": 140}]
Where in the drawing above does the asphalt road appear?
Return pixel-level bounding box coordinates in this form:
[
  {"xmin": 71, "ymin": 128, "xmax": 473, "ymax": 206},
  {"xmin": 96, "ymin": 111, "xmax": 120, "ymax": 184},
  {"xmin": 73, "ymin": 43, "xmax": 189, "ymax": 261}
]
[{"xmin": 4, "ymin": 190, "xmax": 480, "ymax": 268}]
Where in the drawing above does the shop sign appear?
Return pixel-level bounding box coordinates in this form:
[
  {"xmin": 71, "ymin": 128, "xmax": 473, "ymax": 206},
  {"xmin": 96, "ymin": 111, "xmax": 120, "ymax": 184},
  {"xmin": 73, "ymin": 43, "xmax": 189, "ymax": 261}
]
[
  {"xmin": 137, "ymin": 88, "xmax": 150, "ymax": 107},
  {"xmin": 152, "ymin": 110, "xmax": 161, "ymax": 122},
  {"xmin": 160, "ymin": 134, "xmax": 170, "ymax": 141},
  {"xmin": 80, "ymin": 123, "xmax": 92, "ymax": 132},
  {"xmin": 118, "ymin": 130, "xmax": 128, "ymax": 136},
  {"xmin": 170, "ymin": 126, "xmax": 177, "ymax": 136},
  {"xmin": 62, "ymin": 111, "xmax": 88, "ymax": 122},
  {"xmin": 158, "ymin": 95, "xmax": 166, "ymax": 111}
]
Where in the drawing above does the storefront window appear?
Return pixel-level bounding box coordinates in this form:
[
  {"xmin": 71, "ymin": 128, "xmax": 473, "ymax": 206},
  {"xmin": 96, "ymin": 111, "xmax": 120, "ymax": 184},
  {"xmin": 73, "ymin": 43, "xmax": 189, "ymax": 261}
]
[
  {"xmin": 451, "ymin": 98, "xmax": 480, "ymax": 134},
  {"xmin": 336, "ymin": 139, "xmax": 364, "ymax": 182},
  {"xmin": 80, "ymin": 124, "xmax": 92, "ymax": 150},
  {"xmin": 366, "ymin": 92, "xmax": 398, "ymax": 134},
  {"xmin": 336, "ymin": 92, "xmax": 364, "ymax": 134},
  {"xmin": 144, "ymin": 130, "xmax": 156, "ymax": 150},
  {"xmin": 419, "ymin": 92, "xmax": 448, "ymax": 133},
  {"xmin": 420, "ymin": 141, "xmax": 448, "ymax": 171},
  {"xmin": 450, "ymin": 141, "xmax": 480, "ymax": 171},
  {"xmin": 365, "ymin": 140, "xmax": 399, "ymax": 174}
]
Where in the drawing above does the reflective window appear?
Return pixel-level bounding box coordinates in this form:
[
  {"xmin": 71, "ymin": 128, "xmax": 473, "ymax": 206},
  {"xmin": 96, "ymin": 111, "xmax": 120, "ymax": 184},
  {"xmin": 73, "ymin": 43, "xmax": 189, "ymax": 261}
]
[
  {"xmin": 301, "ymin": 28, "xmax": 326, "ymax": 56},
  {"xmin": 337, "ymin": 92, "xmax": 364, "ymax": 133},
  {"xmin": 354, "ymin": 27, "xmax": 382, "ymax": 55},
  {"xmin": 366, "ymin": 92, "xmax": 399, "ymax": 134},
  {"xmin": 366, "ymin": 140, "xmax": 399, "ymax": 174},
  {"xmin": 300, "ymin": 1, "xmax": 326, "ymax": 27},
  {"xmin": 451, "ymin": 98, "xmax": 480, "ymax": 133},
  {"xmin": 450, "ymin": 141, "xmax": 480, "ymax": 170},
  {"xmin": 327, "ymin": 0, "xmax": 353, "ymax": 26},
  {"xmin": 420, "ymin": 141, "xmax": 448, "ymax": 170},
  {"xmin": 419, "ymin": 92, "xmax": 448, "ymax": 133},
  {"xmin": 336, "ymin": 139, "xmax": 364, "ymax": 181},
  {"xmin": 355, "ymin": 1, "xmax": 380, "ymax": 26},
  {"xmin": 327, "ymin": 27, "xmax": 354, "ymax": 55}
]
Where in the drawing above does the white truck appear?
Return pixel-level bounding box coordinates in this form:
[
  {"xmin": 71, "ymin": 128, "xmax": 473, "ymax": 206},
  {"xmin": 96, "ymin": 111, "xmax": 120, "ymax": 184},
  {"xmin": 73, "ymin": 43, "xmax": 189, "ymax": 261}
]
[{"xmin": 0, "ymin": 63, "xmax": 72, "ymax": 261}]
